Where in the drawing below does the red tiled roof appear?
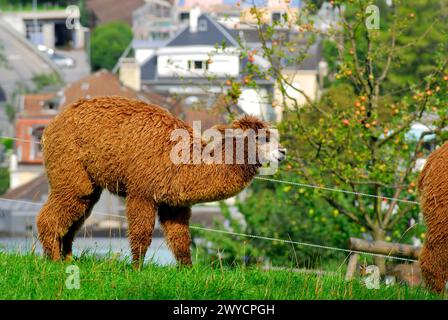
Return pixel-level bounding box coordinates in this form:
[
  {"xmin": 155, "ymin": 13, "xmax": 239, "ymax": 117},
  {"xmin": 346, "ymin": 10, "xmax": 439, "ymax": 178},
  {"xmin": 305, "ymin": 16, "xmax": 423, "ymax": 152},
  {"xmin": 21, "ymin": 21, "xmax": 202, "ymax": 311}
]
[
  {"xmin": 20, "ymin": 93, "xmax": 58, "ymax": 117},
  {"xmin": 86, "ymin": 0, "xmax": 145, "ymax": 25},
  {"xmin": 61, "ymin": 69, "xmax": 138, "ymax": 105},
  {"xmin": 60, "ymin": 69, "xmax": 184, "ymax": 113},
  {"xmin": 3, "ymin": 174, "xmax": 48, "ymax": 201}
]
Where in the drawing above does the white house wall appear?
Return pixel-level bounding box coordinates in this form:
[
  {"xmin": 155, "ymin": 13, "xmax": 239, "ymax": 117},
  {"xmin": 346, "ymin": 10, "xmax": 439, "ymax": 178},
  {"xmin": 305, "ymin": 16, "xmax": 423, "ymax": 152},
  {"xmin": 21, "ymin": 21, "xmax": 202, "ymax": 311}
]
[
  {"xmin": 156, "ymin": 46, "xmax": 240, "ymax": 78},
  {"xmin": 42, "ymin": 23, "xmax": 55, "ymax": 49},
  {"xmin": 238, "ymin": 88, "xmax": 273, "ymax": 120},
  {"xmin": 135, "ymin": 48, "xmax": 155, "ymax": 64},
  {"xmin": 1, "ymin": 15, "xmax": 26, "ymax": 35}
]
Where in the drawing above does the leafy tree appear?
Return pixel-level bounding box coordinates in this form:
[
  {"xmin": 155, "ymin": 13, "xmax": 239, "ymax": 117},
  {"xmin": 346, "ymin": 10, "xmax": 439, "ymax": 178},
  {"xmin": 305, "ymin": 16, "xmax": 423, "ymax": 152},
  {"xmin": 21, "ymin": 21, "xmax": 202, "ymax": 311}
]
[
  {"xmin": 0, "ymin": 168, "xmax": 9, "ymax": 195},
  {"xmin": 90, "ymin": 22, "xmax": 133, "ymax": 71},
  {"xmin": 196, "ymin": 0, "xmax": 448, "ymax": 272},
  {"xmin": 5, "ymin": 103, "xmax": 15, "ymax": 123},
  {"xmin": 2, "ymin": 137, "xmax": 13, "ymax": 151},
  {"xmin": 31, "ymin": 73, "xmax": 63, "ymax": 92}
]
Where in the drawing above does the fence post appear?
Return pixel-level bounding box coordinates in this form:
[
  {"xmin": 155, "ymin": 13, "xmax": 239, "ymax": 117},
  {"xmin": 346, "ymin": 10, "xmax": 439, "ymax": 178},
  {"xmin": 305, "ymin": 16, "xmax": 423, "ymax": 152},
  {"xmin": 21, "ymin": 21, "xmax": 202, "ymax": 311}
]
[{"xmin": 345, "ymin": 253, "xmax": 359, "ymax": 281}]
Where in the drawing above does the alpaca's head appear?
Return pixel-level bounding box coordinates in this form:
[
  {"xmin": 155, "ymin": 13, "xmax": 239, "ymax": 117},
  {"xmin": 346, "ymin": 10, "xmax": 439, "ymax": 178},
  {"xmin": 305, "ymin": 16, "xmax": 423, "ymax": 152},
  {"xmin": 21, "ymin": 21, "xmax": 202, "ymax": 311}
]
[{"xmin": 212, "ymin": 115, "xmax": 286, "ymax": 166}]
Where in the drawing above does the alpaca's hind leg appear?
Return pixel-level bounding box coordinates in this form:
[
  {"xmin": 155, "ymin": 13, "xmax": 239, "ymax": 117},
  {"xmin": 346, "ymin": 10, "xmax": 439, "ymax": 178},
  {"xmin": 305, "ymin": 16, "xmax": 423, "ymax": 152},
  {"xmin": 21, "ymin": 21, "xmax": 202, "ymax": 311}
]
[
  {"xmin": 158, "ymin": 206, "xmax": 192, "ymax": 266},
  {"xmin": 37, "ymin": 196, "xmax": 64, "ymax": 260},
  {"xmin": 126, "ymin": 195, "xmax": 156, "ymax": 266},
  {"xmin": 37, "ymin": 158, "xmax": 97, "ymax": 261},
  {"xmin": 61, "ymin": 187, "xmax": 102, "ymax": 259},
  {"xmin": 37, "ymin": 193, "xmax": 96, "ymax": 261}
]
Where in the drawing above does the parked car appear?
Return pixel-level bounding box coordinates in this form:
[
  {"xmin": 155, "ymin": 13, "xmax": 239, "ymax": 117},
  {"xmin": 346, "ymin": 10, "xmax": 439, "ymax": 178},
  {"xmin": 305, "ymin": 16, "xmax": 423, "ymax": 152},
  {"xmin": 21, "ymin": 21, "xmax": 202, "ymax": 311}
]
[
  {"xmin": 49, "ymin": 52, "xmax": 76, "ymax": 68},
  {"xmin": 36, "ymin": 45, "xmax": 76, "ymax": 68}
]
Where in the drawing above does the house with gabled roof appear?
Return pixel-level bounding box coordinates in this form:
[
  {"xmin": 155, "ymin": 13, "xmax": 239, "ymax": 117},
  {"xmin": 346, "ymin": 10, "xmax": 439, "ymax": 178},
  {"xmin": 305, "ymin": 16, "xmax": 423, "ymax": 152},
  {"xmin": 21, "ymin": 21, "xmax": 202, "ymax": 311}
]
[{"xmin": 121, "ymin": 8, "xmax": 276, "ymax": 121}]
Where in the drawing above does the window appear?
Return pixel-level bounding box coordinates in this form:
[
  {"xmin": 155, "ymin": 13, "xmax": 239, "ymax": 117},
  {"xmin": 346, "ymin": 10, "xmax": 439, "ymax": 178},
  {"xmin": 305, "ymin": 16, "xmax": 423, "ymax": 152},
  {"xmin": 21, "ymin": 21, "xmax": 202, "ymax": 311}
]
[
  {"xmin": 198, "ymin": 20, "xmax": 208, "ymax": 32},
  {"xmin": 31, "ymin": 126, "xmax": 45, "ymax": 160},
  {"xmin": 272, "ymin": 12, "xmax": 283, "ymax": 23},
  {"xmin": 46, "ymin": 102, "xmax": 56, "ymax": 110},
  {"xmin": 194, "ymin": 61, "xmax": 203, "ymax": 69},
  {"xmin": 179, "ymin": 12, "xmax": 190, "ymax": 22},
  {"xmin": 151, "ymin": 31, "xmax": 170, "ymax": 40},
  {"xmin": 25, "ymin": 22, "xmax": 43, "ymax": 39},
  {"xmin": 188, "ymin": 60, "xmax": 210, "ymax": 71}
]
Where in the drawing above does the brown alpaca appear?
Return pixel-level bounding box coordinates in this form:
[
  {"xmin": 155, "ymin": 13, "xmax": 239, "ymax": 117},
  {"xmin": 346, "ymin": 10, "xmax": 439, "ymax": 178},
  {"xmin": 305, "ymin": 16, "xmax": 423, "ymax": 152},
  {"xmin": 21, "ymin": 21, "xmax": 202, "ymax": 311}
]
[
  {"xmin": 37, "ymin": 96, "xmax": 285, "ymax": 266},
  {"xmin": 418, "ymin": 142, "xmax": 448, "ymax": 292}
]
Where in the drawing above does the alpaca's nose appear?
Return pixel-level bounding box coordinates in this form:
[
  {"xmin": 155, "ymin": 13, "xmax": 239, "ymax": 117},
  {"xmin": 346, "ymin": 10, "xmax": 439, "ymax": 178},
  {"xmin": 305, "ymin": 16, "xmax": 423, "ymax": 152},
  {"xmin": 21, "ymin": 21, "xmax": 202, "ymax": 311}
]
[{"xmin": 278, "ymin": 148, "xmax": 287, "ymax": 161}]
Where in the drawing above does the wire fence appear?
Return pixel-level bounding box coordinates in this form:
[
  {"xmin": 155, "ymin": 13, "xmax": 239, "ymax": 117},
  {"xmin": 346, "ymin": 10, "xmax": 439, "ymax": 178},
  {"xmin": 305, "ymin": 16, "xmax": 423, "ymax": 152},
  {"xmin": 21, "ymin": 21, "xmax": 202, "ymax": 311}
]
[
  {"xmin": 255, "ymin": 177, "xmax": 420, "ymax": 205},
  {"xmin": 0, "ymin": 135, "xmax": 422, "ymax": 263},
  {"xmin": 0, "ymin": 195, "xmax": 418, "ymax": 263}
]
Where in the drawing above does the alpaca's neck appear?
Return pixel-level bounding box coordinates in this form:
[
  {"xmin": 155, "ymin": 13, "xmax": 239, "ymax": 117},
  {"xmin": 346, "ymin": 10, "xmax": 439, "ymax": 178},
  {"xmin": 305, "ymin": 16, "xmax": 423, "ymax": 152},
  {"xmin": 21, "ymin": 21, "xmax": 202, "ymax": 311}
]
[
  {"xmin": 173, "ymin": 161, "xmax": 259, "ymax": 206},
  {"xmin": 190, "ymin": 162, "xmax": 258, "ymax": 204}
]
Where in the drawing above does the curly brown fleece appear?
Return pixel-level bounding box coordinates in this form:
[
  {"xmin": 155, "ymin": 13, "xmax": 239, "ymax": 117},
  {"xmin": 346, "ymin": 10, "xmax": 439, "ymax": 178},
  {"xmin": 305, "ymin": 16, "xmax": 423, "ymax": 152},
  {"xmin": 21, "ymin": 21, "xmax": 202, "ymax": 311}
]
[
  {"xmin": 418, "ymin": 142, "xmax": 448, "ymax": 292},
  {"xmin": 37, "ymin": 96, "xmax": 268, "ymax": 265}
]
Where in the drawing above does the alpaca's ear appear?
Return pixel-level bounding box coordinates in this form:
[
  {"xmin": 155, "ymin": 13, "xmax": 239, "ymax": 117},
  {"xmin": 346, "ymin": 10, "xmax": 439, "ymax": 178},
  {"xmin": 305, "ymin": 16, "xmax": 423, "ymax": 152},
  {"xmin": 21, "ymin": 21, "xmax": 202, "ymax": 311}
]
[
  {"xmin": 232, "ymin": 115, "xmax": 269, "ymax": 131},
  {"xmin": 210, "ymin": 124, "xmax": 232, "ymax": 137},
  {"xmin": 211, "ymin": 124, "xmax": 231, "ymax": 135}
]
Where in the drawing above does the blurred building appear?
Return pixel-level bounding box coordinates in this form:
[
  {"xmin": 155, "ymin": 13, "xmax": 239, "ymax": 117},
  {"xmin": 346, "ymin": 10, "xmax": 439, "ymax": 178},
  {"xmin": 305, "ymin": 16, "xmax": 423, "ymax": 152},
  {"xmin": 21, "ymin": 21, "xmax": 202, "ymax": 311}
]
[
  {"xmin": 0, "ymin": 9, "xmax": 85, "ymax": 49},
  {"xmin": 132, "ymin": 0, "xmax": 177, "ymax": 41},
  {"xmin": 86, "ymin": 0, "xmax": 145, "ymax": 26},
  {"xmin": 123, "ymin": 9, "xmax": 276, "ymax": 120}
]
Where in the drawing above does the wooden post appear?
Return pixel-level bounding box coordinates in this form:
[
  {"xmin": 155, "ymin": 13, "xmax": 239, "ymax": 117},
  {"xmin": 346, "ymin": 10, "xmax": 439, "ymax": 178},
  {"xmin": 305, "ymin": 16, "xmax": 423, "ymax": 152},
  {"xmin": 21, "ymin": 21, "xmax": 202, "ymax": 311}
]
[
  {"xmin": 349, "ymin": 237, "xmax": 421, "ymax": 259},
  {"xmin": 346, "ymin": 238, "xmax": 421, "ymax": 281},
  {"xmin": 345, "ymin": 253, "xmax": 359, "ymax": 281}
]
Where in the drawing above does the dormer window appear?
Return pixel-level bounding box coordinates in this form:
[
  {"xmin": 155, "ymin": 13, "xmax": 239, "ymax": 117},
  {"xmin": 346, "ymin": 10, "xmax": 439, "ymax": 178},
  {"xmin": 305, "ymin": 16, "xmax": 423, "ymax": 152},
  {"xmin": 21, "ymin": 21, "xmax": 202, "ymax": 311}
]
[
  {"xmin": 188, "ymin": 60, "xmax": 210, "ymax": 71},
  {"xmin": 198, "ymin": 20, "xmax": 207, "ymax": 32},
  {"xmin": 272, "ymin": 12, "xmax": 283, "ymax": 23},
  {"xmin": 43, "ymin": 99, "xmax": 58, "ymax": 111},
  {"xmin": 194, "ymin": 61, "xmax": 203, "ymax": 69},
  {"xmin": 179, "ymin": 12, "xmax": 190, "ymax": 22}
]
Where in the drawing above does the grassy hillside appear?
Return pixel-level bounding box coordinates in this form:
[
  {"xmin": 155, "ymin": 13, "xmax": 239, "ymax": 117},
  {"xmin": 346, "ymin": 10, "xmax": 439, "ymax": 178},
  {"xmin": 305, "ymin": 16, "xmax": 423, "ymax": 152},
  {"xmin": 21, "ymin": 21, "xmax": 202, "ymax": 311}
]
[{"xmin": 0, "ymin": 253, "xmax": 442, "ymax": 300}]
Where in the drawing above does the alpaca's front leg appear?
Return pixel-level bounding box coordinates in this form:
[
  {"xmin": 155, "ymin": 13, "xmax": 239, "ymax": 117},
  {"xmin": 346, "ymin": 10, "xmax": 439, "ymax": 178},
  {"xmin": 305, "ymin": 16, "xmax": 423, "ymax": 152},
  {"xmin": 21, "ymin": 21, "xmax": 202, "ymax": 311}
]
[
  {"xmin": 159, "ymin": 206, "xmax": 192, "ymax": 266},
  {"xmin": 126, "ymin": 195, "xmax": 156, "ymax": 268}
]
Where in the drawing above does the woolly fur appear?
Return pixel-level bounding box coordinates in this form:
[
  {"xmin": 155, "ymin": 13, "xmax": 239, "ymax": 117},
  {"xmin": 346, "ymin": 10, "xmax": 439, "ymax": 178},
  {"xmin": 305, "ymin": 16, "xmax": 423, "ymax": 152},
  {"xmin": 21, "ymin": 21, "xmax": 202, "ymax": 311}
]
[
  {"xmin": 37, "ymin": 96, "xmax": 268, "ymax": 265},
  {"xmin": 418, "ymin": 142, "xmax": 448, "ymax": 292}
]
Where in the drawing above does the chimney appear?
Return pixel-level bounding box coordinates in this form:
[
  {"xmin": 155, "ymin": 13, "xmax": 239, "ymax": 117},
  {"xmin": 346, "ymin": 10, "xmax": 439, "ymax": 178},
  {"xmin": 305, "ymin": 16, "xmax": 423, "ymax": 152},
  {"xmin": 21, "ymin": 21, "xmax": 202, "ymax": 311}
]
[
  {"xmin": 189, "ymin": 6, "xmax": 201, "ymax": 33},
  {"xmin": 119, "ymin": 58, "xmax": 141, "ymax": 91}
]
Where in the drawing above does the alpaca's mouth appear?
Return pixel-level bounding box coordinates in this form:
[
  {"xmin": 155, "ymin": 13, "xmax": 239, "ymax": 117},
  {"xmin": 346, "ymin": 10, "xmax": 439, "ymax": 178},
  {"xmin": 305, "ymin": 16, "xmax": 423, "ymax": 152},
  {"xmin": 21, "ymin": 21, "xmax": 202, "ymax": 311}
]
[{"xmin": 271, "ymin": 149, "xmax": 287, "ymax": 162}]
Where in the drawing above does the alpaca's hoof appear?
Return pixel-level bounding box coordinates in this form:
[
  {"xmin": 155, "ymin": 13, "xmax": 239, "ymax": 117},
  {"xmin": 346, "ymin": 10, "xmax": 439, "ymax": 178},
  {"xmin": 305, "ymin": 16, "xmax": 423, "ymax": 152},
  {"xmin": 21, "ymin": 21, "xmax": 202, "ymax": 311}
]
[{"xmin": 132, "ymin": 260, "xmax": 144, "ymax": 271}]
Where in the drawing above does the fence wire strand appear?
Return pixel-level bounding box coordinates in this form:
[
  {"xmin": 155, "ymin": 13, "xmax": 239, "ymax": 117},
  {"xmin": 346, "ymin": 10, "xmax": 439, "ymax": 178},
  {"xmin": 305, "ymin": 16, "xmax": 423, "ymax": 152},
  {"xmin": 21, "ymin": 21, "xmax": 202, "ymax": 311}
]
[{"xmin": 0, "ymin": 196, "xmax": 418, "ymax": 262}]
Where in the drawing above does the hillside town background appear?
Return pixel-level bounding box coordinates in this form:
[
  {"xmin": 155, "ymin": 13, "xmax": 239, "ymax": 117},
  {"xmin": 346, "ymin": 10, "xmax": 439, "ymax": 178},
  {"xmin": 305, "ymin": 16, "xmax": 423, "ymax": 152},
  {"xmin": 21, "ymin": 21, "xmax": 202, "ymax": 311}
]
[
  {"xmin": 0, "ymin": 0, "xmax": 328, "ymax": 237},
  {"xmin": 0, "ymin": 1, "xmax": 446, "ymax": 281}
]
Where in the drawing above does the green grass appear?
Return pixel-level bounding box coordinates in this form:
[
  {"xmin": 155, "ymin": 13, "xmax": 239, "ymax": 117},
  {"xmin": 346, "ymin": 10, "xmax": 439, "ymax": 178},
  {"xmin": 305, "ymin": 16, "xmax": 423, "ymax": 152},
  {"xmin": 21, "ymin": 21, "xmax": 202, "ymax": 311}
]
[{"xmin": 0, "ymin": 252, "xmax": 442, "ymax": 300}]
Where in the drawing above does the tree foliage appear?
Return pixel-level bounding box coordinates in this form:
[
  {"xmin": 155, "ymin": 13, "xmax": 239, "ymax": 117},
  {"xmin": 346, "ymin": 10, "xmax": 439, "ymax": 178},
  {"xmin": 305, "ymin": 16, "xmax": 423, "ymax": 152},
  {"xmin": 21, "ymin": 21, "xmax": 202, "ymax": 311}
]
[
  {"xmin": 0, "ymin": 168, "xmax": 9, "ymax": 195},
  {"xmin": 90, "ymin": 22, "xmax": 132, "ymax": 71},
  {"xmin": 196, "ymin": 0, "xmax": 448, "ymax": 269}
]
